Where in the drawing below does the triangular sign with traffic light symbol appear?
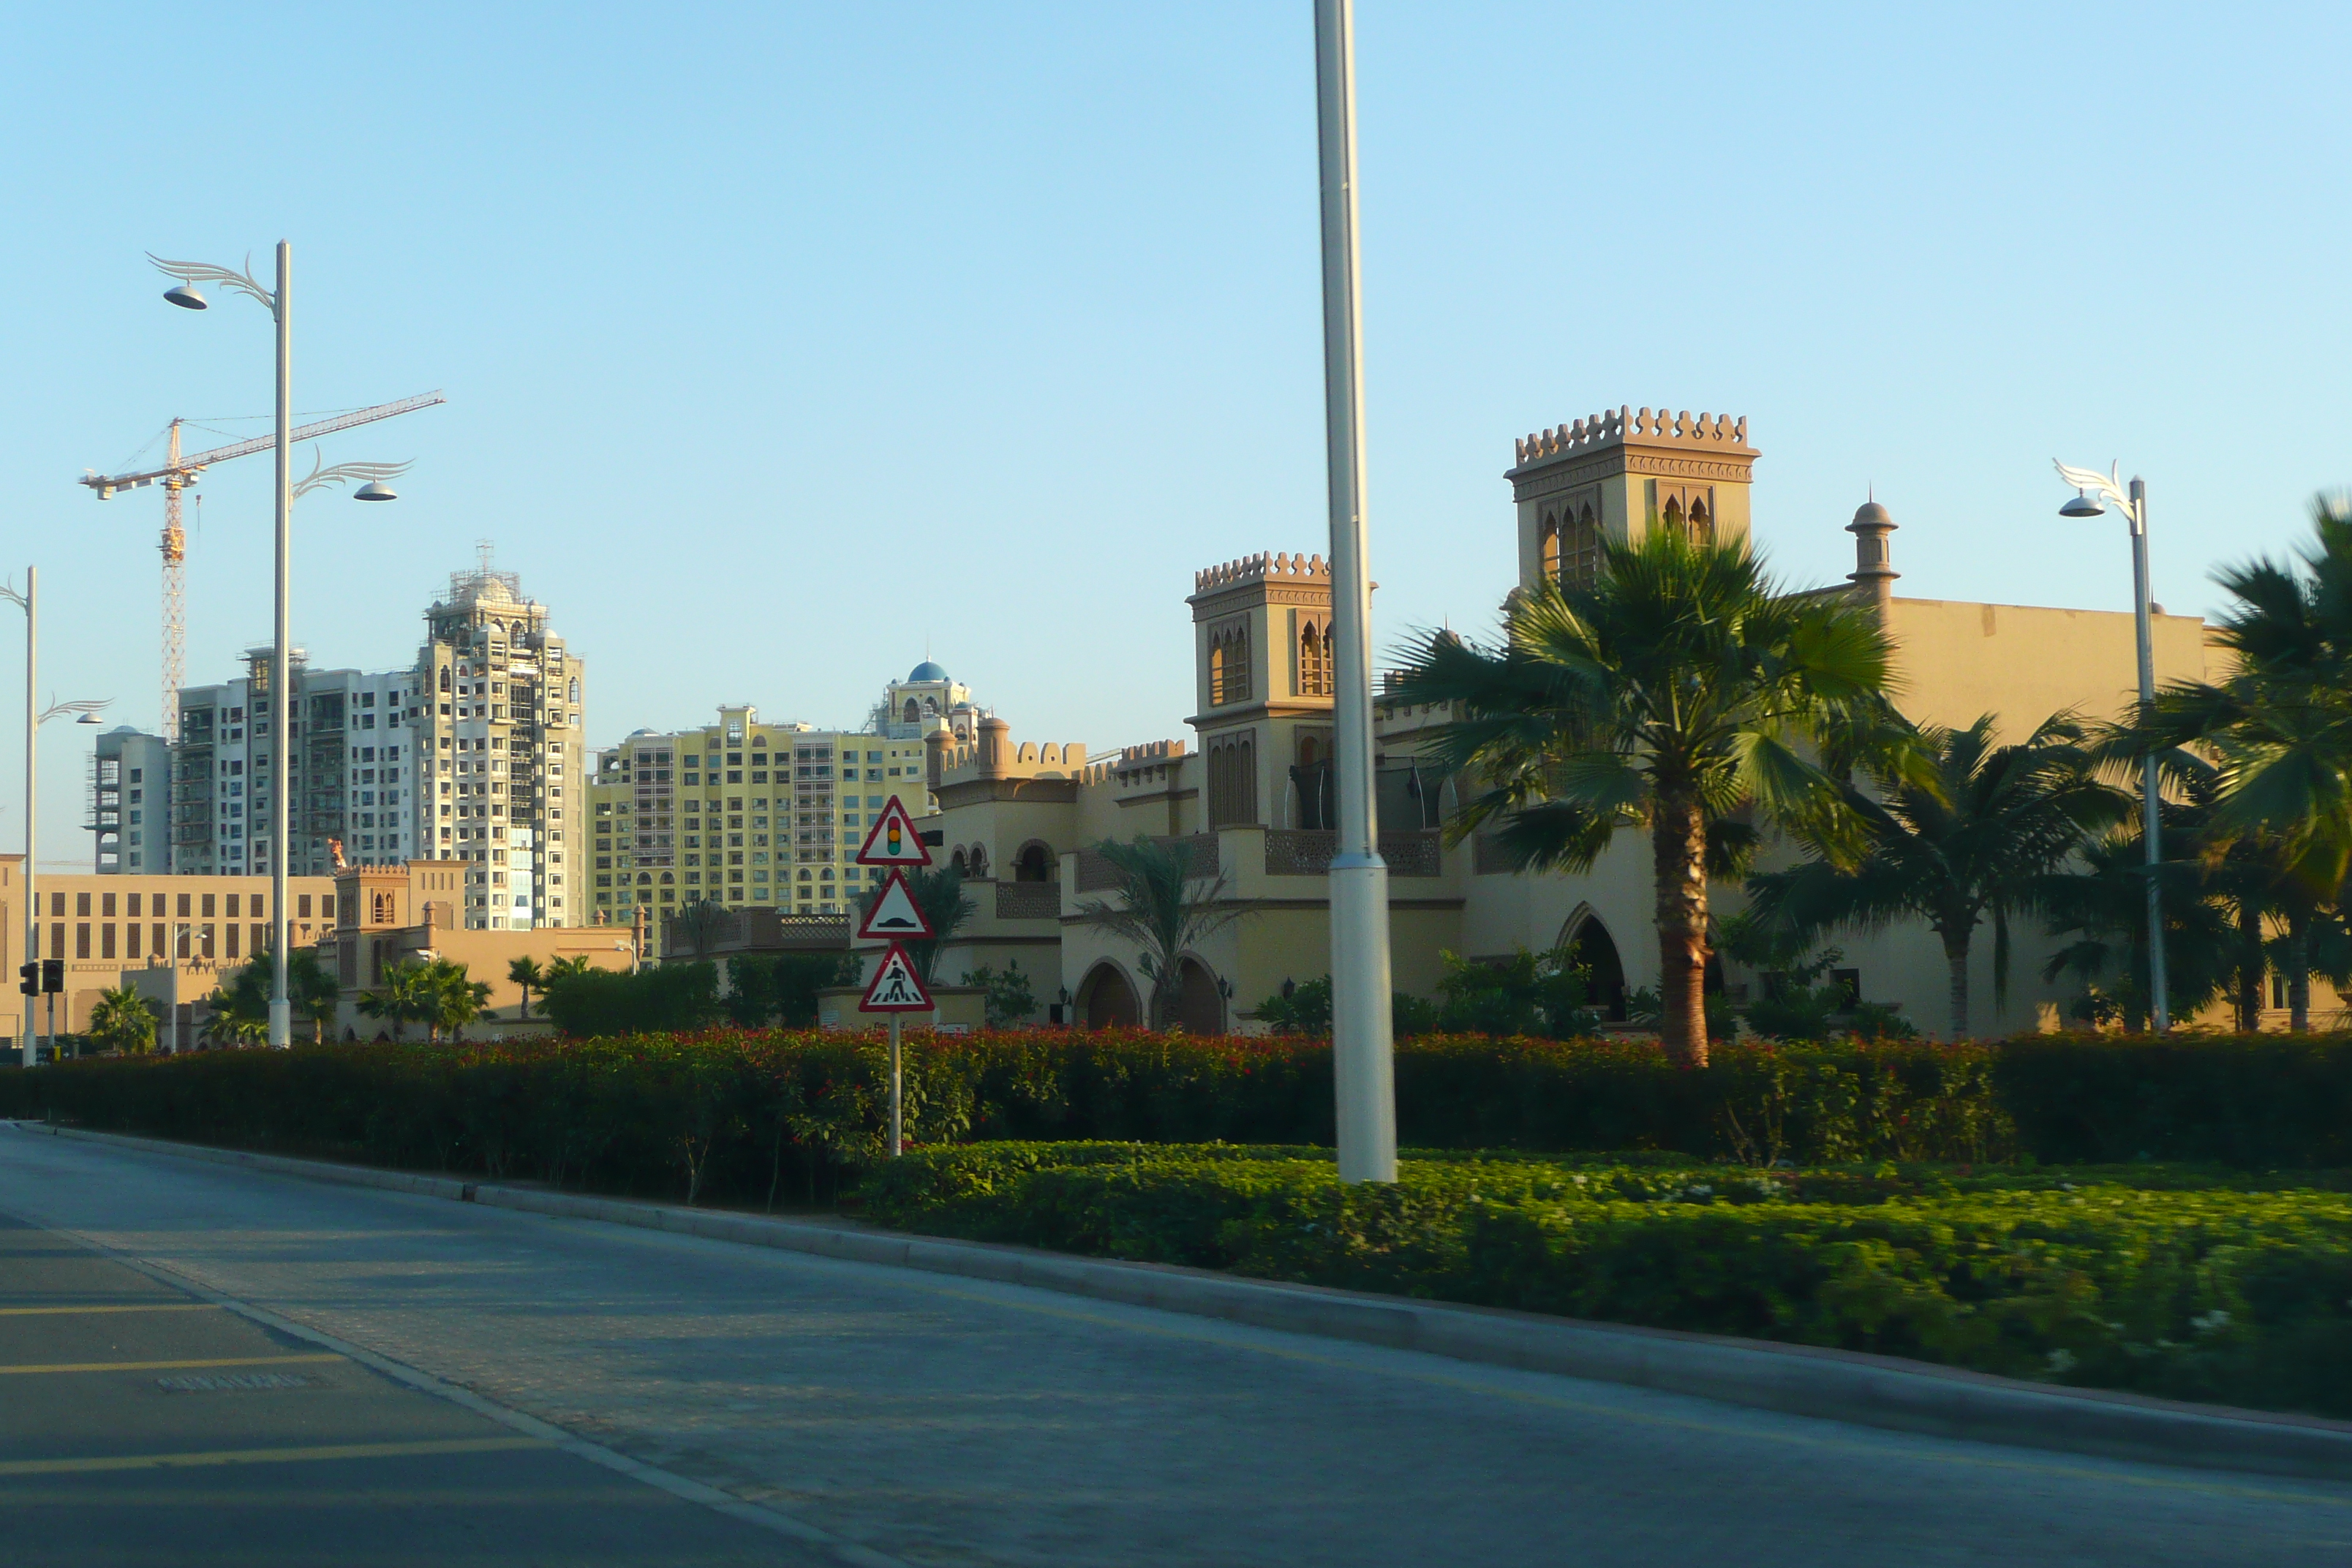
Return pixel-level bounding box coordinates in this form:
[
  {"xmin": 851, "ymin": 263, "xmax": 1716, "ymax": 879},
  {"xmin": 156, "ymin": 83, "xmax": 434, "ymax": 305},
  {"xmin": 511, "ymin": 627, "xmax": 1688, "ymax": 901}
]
[
  {"xmin": 858, "ymin": 942, "xmax": 934, "ymax": 1013},
  {"xmin": 854, "ymin": 795, "xmax": 932, "ymax": 867},
  {"xmin": 857, "ymin": 869, "xmax": 934, "ymax": 941}
]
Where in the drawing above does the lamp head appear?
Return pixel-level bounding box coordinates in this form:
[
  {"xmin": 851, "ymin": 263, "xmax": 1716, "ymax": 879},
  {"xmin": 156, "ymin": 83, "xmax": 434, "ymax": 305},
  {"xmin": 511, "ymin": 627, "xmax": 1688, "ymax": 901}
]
[
  {"xmin": 2059, "ymin": 491, "xmax": 2106, "ymax": 519},
  {"xmin": 162, "ymin": 284, "xmax": 208, "ymax": 311},
  {"xmin": 75, "ymin": 712, "xmax": 103, "ymax": 725},
  {"xmin": 352, "ymin": 480, "xmax": 398, "ymax": 502}
]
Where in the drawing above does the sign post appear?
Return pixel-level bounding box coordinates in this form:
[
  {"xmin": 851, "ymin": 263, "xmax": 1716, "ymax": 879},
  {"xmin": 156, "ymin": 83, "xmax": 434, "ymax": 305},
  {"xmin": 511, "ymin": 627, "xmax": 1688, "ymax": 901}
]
[{"xmin": 855, "ymin": 797, "xmax": 933, "ymax": 1157}]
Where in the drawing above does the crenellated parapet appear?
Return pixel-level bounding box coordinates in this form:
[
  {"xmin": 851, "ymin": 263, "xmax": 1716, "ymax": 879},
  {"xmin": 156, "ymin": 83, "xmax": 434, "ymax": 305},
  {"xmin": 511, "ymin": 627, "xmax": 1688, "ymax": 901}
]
[
  {"xmin": 1077, "ymin": 738, "xmax": 1188, "ymax": 787},
  {"xmin": 1192, "ymin": 552, "xmax": 1332, "ymax": 598},
  {"xmin": 1513, "ymin": 407, "xmax": 1752, "ymax": 468}
]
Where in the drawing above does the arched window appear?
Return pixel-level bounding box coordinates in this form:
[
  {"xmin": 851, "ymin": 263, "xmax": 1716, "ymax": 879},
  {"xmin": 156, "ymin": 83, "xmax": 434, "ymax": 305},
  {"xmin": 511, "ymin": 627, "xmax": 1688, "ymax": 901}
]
[
  {"xmin": 1014, "ymin": 843, "xmax": 1055, "ymax": 882},
  {"xmin": 924, "ymin": 697, "xmax": 938, "ymax": 715},
  {"xmin": 902, "ymin": 698, "xmax": 919, "ymax": 724},
  {"xmin": 968, "ymin": 844, "xmax": 990, "ymax": 878},
  {"xmin": 438, "ymin": 668, "xmax": 451, "ymax": 692},
  {"xmin": 1210, "ymin": 625, "xmax": 1251, "ymax": 705},
  {"xmin": 568, "ymin": 678, "xmax": 580, "ymax": 704},
  {"xmin": 1662, "ymin": 497, "xmax": 1684, "ymax": 541},
  {"xmin": 1297, "ymin": 620, "xmax": 1333, "ymax": 697},
  {"xmin": 1566, "ymin": 505, "xmax": 1600, "ymax": 586},
  {"xmin": 1539, "ymin": 514, "xmax": 1561, "ymax": 583},
  {"xmin": 1209, "ymin": 736, "xmax": 1256, "ymax": 826},
  {"xmin": 951, "ymin": 848, "xmax": 969, "ymax": 875},
  {"xmin": 1687, "ymin": 498, "xmax": 1714, "ymax": 546}
]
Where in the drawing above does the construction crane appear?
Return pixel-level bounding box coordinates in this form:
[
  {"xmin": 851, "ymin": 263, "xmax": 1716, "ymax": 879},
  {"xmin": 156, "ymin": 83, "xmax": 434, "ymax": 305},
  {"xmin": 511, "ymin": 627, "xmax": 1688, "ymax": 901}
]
[{"xmin": 81, "ymin": 391, "xmax": 445, "ymax": 742}]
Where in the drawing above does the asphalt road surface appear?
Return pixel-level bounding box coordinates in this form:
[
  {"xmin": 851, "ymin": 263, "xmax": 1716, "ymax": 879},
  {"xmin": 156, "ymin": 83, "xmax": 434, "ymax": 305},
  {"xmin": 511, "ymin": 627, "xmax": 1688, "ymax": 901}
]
[{"xmin": 2, "ymin": 1123, "xmax": 2348, "ymax": 1567}]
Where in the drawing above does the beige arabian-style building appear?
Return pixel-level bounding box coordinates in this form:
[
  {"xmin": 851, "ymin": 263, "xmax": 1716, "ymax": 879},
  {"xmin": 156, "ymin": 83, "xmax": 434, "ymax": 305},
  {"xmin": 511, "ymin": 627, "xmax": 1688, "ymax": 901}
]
[{"xmin": 897, "ymin": 404, "xmax": 2272, "ymax": 1037}]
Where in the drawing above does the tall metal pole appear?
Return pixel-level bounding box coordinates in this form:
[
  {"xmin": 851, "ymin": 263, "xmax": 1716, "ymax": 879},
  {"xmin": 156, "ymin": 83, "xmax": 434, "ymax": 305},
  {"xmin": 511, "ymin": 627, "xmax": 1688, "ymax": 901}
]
[
  {"xmin": 887, "ymin": 1013, "xmax": 903, "ymax": 1158},
  {"xmin": 1314, "ymin": 0, "xmax": 1395, "ymax": 1183},
  {"xmin": 20, "ymin": 567, "xmax": 34, "ymax": 1068},
  {"xmin": 268, "ymin": 241, "xmax": 293, "ymax": 1050},
  {"xmin": 2127, "ymin": 477, "xmax": 2169, "ymax": 1030}
]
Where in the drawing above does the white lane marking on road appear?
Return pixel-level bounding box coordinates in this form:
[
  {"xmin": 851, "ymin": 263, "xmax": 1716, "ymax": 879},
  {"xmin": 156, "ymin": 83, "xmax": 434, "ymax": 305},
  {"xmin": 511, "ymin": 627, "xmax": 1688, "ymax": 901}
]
[
  {"xmin": 16, "ymin": 1211, "xmax": 913, "ymax": 1568},
  {"xmin": 0, "ymin": 1303, "xmax": 219, "ymax": 1316},
  {"xmin": 0, "ymin": 1436, "xmax": 544, "ymax": 1478},
  {"xmin": 0, "ymin": 1353, "xmax": 344, "ymax": 1376}
]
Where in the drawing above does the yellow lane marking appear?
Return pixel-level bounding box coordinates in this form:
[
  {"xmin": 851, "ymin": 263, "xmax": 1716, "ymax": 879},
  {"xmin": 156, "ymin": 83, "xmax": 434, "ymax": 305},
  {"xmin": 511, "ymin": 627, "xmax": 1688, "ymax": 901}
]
[
  {"xmin": 0, "ymin": 1303, "xmax": 217, "ymax": 1317},
  {"xmin": 910, "ymin": 1280, "xmax": 2352, "ymax": 1508},
  {"xmin": 0, "ymin": 1353, "xmax": 344, "ymax": 1376},
  {"xmin": 0, "ymin": 1436, "xmax": 549, "ymax": 1478}
]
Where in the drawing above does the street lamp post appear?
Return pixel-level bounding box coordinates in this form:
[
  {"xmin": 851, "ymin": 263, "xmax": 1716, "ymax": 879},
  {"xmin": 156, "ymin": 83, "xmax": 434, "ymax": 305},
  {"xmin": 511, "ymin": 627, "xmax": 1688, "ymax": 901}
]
[
  {"xmin": 1, "ymin": 568, "xmax": 109, "ymax": 1066},
  {"xmin": 151, "ymin": 246, "xmax": 407, "ymax": 1049},
  {"xmin": 2054, "ymin": 459, "xmax": 2169, "ymax": 1030},
  {"xmin": 1314, "ymin": 0, "xmax": 1396, "ymax": 1183}
]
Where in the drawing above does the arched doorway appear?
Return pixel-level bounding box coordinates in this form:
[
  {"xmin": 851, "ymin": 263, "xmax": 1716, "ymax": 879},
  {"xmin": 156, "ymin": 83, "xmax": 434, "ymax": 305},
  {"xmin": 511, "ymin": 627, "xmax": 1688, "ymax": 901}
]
[
  {"xmin": 1565, "ymin": 915, "xmax": 1628, "ymax": 1022},
  {"xmin": 1079, "ymin": 962, "xmax": 1140, "ymax": 1028},
  {"xmin": 1014, "ymin": 843, "xmax": 1055, "ymax": 882},
  {"xmin": 1175, "ymin": 957, "xmax": 1224, "ymax": 1034}
]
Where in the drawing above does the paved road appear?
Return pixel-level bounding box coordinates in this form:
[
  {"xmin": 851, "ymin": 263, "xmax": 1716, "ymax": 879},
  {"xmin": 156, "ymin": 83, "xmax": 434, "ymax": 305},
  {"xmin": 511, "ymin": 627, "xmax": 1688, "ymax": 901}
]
[{"xmin": 1, "ymin": 1124, "xmax": 2348, "ymax": 1567}]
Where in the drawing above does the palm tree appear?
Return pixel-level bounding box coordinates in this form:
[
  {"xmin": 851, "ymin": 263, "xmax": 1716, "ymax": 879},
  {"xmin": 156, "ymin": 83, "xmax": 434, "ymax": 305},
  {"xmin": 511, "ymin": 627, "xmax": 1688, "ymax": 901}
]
[
  {"xmin": 1390, "ymin": 528, "xmax": 1905, "ymax": 1064},
  {"xmin": 2124, "ymin": 498, "xmax": 2352, "ymax": 1030},
  {"xmin": 425, "ymin": 959, "xmax": 491, "ymax": 1042},
  {"xmin": 1077, "ymin": 837, "xmax": 1248, "ymax": 1028},
  {"xmin": 357, "ymin": 959, "xmax": 434, "ymax": 1042},
  {"xmin": 88, "ymin": 985, "xmax": 160, "ymax": 1055},
  {"xmin": 507, "ymin": 955, "xmax": 546, "ymax": 1020},
  {"xmin": 288, "ymin": 949, "xmax": 340, "ymax": 1043},
  {"xmin": 2038, "ymin": 811, "xmax": 2240, "ymax": 1030},
  {"xmin": 671, "ymin": 900, "xmax": 730, "ymax": 962},
  {"xmin": 1745, "ymin": 714, "xmax": 2130, "ymax": 1037},
  {"xmin": 860, "ymin": 867, "xmax": 976, "ymax": 984}
]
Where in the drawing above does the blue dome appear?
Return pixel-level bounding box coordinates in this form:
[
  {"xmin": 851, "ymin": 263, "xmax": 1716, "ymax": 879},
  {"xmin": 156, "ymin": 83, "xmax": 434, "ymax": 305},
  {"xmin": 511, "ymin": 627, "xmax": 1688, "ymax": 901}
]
[{"xmin": 907, "ymin": 660, "xmax": 949, "ymax": 683}]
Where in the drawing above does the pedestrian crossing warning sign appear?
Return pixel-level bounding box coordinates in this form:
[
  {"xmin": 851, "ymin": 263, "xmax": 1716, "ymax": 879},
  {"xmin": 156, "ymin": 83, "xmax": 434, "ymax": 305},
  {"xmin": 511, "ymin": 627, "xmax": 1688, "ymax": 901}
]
[
  {"xmin": 857, "ymin": 870, "xmax": 934, "ymax": 941},
  {"xmin": 859, "ymin": 943, "xmax": 934, "ymax": 1013},
  {"xmin": 854, "ymin": 796, "xmax": 932, "ymax": 867}
]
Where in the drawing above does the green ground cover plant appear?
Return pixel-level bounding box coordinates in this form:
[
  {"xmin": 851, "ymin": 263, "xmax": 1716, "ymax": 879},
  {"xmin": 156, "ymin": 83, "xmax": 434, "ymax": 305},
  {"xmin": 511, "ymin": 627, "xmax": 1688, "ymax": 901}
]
[{"xmin": 856, "ymin": 1141, "xmax": 2352, "ymax": 1419}]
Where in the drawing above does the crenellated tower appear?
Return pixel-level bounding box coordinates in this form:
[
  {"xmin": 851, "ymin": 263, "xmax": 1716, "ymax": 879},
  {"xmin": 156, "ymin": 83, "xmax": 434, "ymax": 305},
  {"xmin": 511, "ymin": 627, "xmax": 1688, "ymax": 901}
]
[
  {"xmin": 1186, "ymin": 552, "xmax": 1338, "ymax": 831},
  {"xmin": 1505, "ymin": 406, "xmax": 1758, "ymax": 592}
]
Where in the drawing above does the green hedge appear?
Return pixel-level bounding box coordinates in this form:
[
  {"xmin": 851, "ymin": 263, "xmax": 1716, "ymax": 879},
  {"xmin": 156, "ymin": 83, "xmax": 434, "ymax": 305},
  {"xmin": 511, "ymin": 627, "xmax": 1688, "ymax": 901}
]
[
  {"xmin": 6, "ymin": 1030, "xmax": 2352, "ymax": 1209},
  {"xmin": 859, "ymin": 1142, "xmax": 2352, "ymax": 1418}
]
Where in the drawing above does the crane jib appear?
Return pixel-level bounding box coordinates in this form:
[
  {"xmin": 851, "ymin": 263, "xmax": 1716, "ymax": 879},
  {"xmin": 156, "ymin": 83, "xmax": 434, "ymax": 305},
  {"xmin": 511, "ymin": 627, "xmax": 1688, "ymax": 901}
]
[{"xmin": 81, "ymin": 391, "xmax": 445, "ymax": 495}]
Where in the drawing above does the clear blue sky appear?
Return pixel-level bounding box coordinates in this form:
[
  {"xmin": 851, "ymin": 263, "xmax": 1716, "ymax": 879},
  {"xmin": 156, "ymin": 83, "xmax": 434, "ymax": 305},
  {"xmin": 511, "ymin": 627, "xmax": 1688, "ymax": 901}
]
[{"xmin": 4, "ymin": 3, "xmax": 2348, "ymax": 869}]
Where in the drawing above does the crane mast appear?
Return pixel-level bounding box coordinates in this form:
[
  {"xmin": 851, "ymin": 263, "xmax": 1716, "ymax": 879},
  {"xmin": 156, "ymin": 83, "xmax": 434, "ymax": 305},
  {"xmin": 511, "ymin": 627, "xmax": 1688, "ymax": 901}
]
[{"xmin": 161, "ymin": 421, "xmax": 188, "ymax": 740}]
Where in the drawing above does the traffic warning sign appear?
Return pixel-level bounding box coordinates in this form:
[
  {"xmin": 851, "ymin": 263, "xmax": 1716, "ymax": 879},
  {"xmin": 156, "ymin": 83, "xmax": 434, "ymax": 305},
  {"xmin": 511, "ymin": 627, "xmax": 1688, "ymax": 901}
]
[
  {"xmin": 857, "ymin": 869, "xmax": 934, "ymax": 941},
  {"xmin": 859, "ymin": 943, "xmax": 934, "ymax": 1012},
  {"xmin": 854, "ymin": 796, "xmax": 931, "ymax": 867}
]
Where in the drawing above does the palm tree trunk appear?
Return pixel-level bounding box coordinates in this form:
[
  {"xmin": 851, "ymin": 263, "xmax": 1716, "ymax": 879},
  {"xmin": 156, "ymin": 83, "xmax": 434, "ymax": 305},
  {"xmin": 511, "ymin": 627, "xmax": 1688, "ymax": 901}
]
[
  {"xmin": 1651, "ymin": 794, "xmax": 1710, "ymax": 1066},
  {"xmin": 2235, "ymin": 901, "xmax": 2264, "ymax": 1033},
  {"xmin": 2288, "ymin": 913, "xmax": 2311, "ymax": 1034},
  {"xmin": 1940, "ymin": 931, "xmax": 1972, "ymax": 1040}
]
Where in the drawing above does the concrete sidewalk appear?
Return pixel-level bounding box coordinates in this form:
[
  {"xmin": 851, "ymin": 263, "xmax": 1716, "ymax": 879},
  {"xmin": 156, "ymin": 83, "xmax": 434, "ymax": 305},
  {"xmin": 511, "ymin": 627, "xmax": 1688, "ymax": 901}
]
[{"xmin": 24, "ymin": 1119, "xmax": 2352, "ymax": 1485}]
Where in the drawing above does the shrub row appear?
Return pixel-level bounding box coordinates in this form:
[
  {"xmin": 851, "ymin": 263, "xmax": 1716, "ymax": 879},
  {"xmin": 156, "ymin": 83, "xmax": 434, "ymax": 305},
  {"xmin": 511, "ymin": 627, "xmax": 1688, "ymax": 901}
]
[
  {"xmin": 5, "ymin": 1030, "xmax": 2352, "ymax": 1205},
  {"xmin": 858, "ymin": 1142, "xmax": 2352, "ymax": 1418}
]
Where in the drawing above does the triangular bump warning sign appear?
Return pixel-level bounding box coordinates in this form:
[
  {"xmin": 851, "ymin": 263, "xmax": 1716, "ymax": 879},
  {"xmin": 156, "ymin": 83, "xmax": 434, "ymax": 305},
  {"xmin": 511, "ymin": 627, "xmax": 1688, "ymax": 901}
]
[
  {"xmin": 858, "ymin": 869, "xmax": 934, "ymax": 940},
  {"xmin": 859, "ymin": 942, "xmax": 934, "ymax": 1012},
  {"xmin": 855, "ymin": 796, "xmax": 932, "ymax": 867}
]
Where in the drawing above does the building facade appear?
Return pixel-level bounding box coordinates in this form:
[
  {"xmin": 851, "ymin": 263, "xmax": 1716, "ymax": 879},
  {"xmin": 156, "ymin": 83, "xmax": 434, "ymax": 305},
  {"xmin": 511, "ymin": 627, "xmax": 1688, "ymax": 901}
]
[
  {"xmin": 89, "ymin": 559, "xmax": 586, "ymax": 934},
  {"xmin": 903, "ymin": 404, "xmax": 2247, "ymax": 1036},
  {"xmin": 588, "ymin": 685, "xmax": 947, "ymax": 927},
  {"xmin": 0, "ymin": 856, "xmax": 340, "ymax": 1049},
  {"xmin": 410, "ymin": 565, "xmax": 588, "ymax": 929}
]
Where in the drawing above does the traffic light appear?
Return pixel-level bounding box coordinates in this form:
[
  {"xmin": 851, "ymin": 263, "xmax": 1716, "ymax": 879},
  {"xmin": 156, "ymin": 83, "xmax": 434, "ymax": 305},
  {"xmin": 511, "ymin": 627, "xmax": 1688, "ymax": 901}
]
[
  {"xmin": 16, "ymin": 963, "xmax": 33, "ymax": 998},
  {"xmin": 40, "ymin": 960, "xmax": 63, "ymax": 995}
]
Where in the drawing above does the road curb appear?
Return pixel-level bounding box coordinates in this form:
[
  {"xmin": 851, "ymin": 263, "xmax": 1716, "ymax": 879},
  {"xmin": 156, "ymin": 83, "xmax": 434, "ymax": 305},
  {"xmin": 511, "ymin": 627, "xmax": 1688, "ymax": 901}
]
[{"xmin": 24, "ymin": 1120, "xmax": 2352, "ymax": 1484}]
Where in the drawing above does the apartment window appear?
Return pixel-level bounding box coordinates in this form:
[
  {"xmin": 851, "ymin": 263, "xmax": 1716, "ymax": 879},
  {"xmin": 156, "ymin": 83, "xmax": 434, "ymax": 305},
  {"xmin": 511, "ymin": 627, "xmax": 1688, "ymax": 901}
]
[
  {"xmin": 202, "ymin": 894, "xmax": 216, "ymax": 917},
  {"xmin": 50, "ymin": 892, "xmax": 62, "ymax": 916},
  {"xmin": 75, "ymin": 923, "xmax": 90, "ymax": 959},
  {"xmin": 127, "ymin": 892, "xmax": 142, "ymax": 917},
  {"xmin": 178, "ymin": 894, "xmax": 191, "ymax": 917}
]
